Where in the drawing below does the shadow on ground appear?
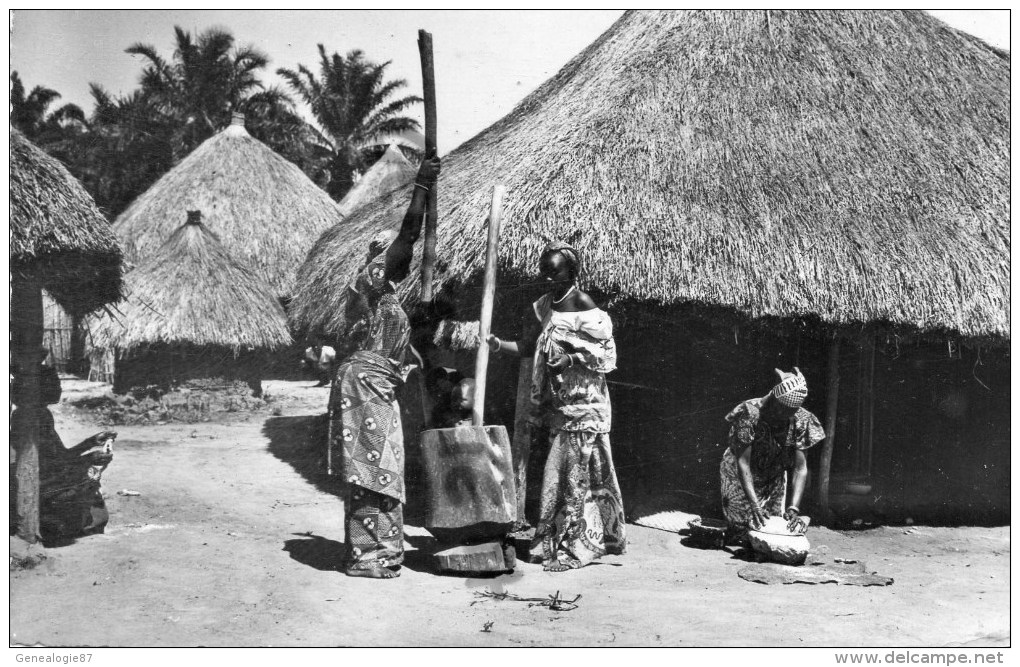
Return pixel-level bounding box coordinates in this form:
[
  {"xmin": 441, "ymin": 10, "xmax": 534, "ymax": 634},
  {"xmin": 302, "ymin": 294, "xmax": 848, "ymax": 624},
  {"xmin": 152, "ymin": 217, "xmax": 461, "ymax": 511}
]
[
  {"xmin": 263, "ymin": 415, "xmax": 345, "ymax": 497},
  {"xmin": 283, "ymin": 533, "xmax": 344, "ymax": 571},
  {"xmin": 282, "ymin": 532, "xmax": 436, "ymax": 575}
]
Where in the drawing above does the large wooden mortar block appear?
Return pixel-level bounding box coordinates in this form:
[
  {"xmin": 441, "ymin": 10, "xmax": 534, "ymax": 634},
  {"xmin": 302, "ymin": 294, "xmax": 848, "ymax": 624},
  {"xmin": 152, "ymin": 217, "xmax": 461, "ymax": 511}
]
[{"xmin": 420, "ymin": 425, "xmax": 517, "ymax": 534}]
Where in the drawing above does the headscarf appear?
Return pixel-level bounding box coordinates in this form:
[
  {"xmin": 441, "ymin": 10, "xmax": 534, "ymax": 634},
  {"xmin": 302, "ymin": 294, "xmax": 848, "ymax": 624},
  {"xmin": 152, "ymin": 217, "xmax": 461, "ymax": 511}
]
[
  {"xmin": 541, "ymin": 240, "xmax": 581, "ymax": 279},
  {"xmin": 771, "ymin": 367, "xmax": 808, "ymax": 408}
]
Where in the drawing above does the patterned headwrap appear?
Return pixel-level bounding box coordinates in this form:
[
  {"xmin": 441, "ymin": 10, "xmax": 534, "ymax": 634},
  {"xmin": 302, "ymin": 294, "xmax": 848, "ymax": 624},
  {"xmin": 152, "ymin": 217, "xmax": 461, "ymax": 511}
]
[
  {"xmin": 771, "ymin": 367, "xmax": 808, "ymax": 408},
  {"xmin": 541, "ymin": 240, "xmax": 581, "ymax": 279}
]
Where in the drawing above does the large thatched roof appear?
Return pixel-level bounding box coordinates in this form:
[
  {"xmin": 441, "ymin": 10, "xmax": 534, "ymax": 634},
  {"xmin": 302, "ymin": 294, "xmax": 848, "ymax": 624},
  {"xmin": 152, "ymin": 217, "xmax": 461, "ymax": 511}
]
[
  {"xmin": 10, "ymin": 129, "xmax": 123, "ymax": 316},
  {"xmin": 114, "ymin": 115, "xmax": 343, "ymax": 297},
  {"xmin": 291, "ymin": 10, "xmax": 1010, "ymax": 343},
  {"xmin": 91, "ymin": 212, "xmax": 292, "ymax": 353},
  {"xmin": 337, "ymin": 143, "xmax": 417, "ymax": 219}
]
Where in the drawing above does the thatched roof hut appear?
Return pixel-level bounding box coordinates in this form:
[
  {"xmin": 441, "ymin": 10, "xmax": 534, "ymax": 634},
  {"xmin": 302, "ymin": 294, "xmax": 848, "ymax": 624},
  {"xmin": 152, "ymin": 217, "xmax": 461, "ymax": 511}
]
[
  {"xmin": 11, "ymin": 129, "xmax": 123, "ymax": 316},
  {"xmin": 92, "ymin": 211, "xmax": 291, "ymax": 353},
  {"xmin": 10, "ymin": 129, "xmax": 124, "ymax": 543},
  {"xmin": 291, "ymin": 10, "xmax": 1009, "ymax": 344},
  {"xmin": 114, "ymin": 113, "xmax": 343, "ymax": 298},
  {"xmin": 337, "ymin": 143, "xmax": 417, "ymax": 219}
]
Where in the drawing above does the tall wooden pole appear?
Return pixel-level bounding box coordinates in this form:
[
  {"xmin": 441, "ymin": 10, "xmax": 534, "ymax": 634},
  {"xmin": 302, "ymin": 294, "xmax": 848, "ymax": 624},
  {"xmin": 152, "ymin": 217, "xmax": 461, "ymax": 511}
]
[
  {"xmin": 418, "ymin": 29, "xmax": 438, "ymax": 303},
  {"xmin": 11, "ymin": 275, "xmax": 44, "ymax": 543},
  {"xmin": 864, "ymin": 334, "xmax": 875, "ymax": 477},
  {"xmin": 472, "ymin": 185, "xmax": 505, "ymax": 426},
  {"xmin": 510, "ymin": 357, "xmax": 534, "ymax": 528},
  {"xmin": 415, "ymin": 29, "xmax": 439, "ymax": 428},
  {"xmin": 817, "ymin": 336, "xmax": 841, "ymax": 521}
]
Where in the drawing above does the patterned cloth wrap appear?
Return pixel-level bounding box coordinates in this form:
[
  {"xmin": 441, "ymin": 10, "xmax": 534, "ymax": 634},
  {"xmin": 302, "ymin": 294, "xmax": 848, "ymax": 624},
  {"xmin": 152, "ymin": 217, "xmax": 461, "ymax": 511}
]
[
  {"xmin": 719, "ymin": 396, "xmax": 825, "ymax": 532},
  {"xmin": 529, "ymin": 293, "xmax": 617, "ymax": 433},
  {"xmin": 328, "ymin": 255, "xmax": 416, "ymax": 570},
  {"xmin": 329, "ymin": 350, "xmax": 410, "ymax": 504},
  {"xmin": 528, "ymin": 294, "xmax": 627, "ymax": 569}
]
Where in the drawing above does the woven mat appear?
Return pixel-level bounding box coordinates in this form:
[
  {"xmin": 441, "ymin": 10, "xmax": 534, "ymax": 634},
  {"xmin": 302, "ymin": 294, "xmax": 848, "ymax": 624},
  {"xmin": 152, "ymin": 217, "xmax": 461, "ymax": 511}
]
[
  {"xmin": 631, "ymin": 510, "xmax": 702, "ymax": 533},
  {"xmin": 738, "ymin": 558, "xmax": 893, "ymax": 586}
]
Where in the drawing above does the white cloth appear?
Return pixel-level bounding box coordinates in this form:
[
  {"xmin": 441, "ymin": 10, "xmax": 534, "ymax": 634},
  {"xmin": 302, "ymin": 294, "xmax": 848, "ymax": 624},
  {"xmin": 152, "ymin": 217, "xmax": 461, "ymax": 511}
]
[{"xmin": 305, "ymin": 346, "xmax": 337, "ymax": 373}]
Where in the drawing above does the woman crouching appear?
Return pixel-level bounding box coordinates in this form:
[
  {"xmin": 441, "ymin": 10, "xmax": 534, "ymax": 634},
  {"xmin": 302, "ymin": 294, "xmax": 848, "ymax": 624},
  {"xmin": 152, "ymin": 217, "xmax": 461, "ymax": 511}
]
[{"xmin": 719, "ymin": 367, "xmax": 825, "ymax": 544}]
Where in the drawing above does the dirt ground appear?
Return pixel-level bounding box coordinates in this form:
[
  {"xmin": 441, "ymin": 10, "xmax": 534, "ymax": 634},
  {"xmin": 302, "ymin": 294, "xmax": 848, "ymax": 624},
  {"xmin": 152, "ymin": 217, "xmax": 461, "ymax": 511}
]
[{"xmin": 9, "ymin": 379, "xmax": 1010, "ymax": 648}]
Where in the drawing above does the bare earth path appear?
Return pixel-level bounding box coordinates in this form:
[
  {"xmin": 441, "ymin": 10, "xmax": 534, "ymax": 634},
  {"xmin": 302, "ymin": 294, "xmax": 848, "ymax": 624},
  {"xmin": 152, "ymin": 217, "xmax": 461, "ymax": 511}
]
[{"xmin": 9, "ymin": 380, "xmax": 1010, "ymax": 647}]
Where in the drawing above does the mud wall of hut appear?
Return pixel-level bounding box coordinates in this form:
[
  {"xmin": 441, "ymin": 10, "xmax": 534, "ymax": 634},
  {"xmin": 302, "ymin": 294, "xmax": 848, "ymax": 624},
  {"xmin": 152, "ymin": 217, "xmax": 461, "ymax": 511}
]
[
  {"xmin": 860, "ymin": 343, "xmax": 1009, "ymax": 525},
  {"xmin": 42, "ymin": 290, "xmax": 76, "ymax": 373},
  {"xmin": 112, "ymin": 344, "xmax": 270, "ymax": 395}
]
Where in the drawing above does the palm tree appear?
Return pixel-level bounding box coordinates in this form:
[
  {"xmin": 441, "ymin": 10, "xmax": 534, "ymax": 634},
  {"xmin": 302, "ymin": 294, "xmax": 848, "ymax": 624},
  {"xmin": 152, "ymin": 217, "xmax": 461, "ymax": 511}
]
[
  {"xmin": 10, "ymin": 72, "xmax": 86, "ymax": 144},
  {"xmin": 78, "ymin": 84, "xmax": 176, "ymax": 217},
  {"xmin": 277, "ymin": 45, "xmax": 423, "ymax": 200},
  {"xmin": 126, "ymin": 26, "xmax": 308, "ymax": 161}
]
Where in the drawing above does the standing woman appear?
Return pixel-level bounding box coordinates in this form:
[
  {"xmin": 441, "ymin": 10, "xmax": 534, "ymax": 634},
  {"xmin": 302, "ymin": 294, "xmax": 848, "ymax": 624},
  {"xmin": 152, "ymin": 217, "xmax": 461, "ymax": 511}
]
[
  {"xmin": 487, "ymin": 241, "xmax": 626, "ymax": 571},
  {"xmin": 719, "ymin": 368, "xmax": 825, "ymax": 543},
  {"xmin": 328, "ymin": 153, "xmax": 440, "ymax": 579}
]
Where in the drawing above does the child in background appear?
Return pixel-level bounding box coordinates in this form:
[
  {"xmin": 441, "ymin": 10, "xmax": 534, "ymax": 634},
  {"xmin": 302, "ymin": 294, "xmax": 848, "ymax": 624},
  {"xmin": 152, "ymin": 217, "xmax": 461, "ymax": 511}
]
[
  {"xmin": 303, "ymin": 336, "xmax": 336, "ymax": 387},
  {"xmin": 440, "ymin": 378, "xmax": 476, "ymax": 428}
]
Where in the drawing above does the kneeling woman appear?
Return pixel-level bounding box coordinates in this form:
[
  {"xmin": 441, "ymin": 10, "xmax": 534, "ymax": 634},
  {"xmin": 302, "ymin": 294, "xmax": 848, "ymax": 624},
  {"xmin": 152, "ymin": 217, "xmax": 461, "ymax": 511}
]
[
  {"xmin": 488, "ymin": 241, "xmax": 626, "ymax": 571},
  {"xmin": 719, "ymin": 368, "xmax": 825, "ymax": 542},
  {"xmin": 328, "ymin": 152, "xmax": 440, "ymax": 579}
]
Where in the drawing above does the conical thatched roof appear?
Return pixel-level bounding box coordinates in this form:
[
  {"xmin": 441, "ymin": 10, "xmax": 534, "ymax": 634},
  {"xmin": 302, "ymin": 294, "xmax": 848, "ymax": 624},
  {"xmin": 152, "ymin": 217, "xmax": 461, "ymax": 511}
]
[
  {"xmin": 114, "ymin": 115, "xmax": 343, "ymax": 297},
  {"xmin": 10, "ymin": 129, "xmax": 123, "ymax": 316},
  {"xmin": 337, "ymin": 143, "xmax": 417, "ymax": 219},
  {"xmin": 291, "ymin": 10, "xmax": 1009, "ymax": 343},
  {"xmin": 91, "ymin": 212, "xmax": 292, "ymax": 353}
]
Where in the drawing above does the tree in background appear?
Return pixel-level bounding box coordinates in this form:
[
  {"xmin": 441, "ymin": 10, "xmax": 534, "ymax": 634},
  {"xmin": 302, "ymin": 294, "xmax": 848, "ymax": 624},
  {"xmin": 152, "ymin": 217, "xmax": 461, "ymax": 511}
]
[
  {"xmin": 76, "ymin": 85, "xmax": 177, "ymax": 218},
  {"xmin": 277, "ymin": 45, "xmax": 422, "ymax": 200},
  {"xmin": 64, "ymin": 26, "xmax": 316, "ymax": 217},
  {"xmin": 10, "ymin": 71, "xmax": 87, "ymax": 150},
  {"xmin": 125, "ymin": 26, "xmax": 309, "ymax": 162}
]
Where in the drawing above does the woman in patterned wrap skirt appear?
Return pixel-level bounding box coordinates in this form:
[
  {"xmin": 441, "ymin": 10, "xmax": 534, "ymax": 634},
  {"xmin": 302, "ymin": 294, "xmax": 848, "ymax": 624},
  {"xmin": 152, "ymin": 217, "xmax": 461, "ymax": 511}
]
[
  {"xmin": 327, "ymin": 152, "xmax": 440, "ymax": 580},
  {"xmin": 487, "ymin": 242, "xmax": 626, "ymax": 571},
  {"xmin": 719, "ymin": 367, "xmax": 825, "ymax": 544}
]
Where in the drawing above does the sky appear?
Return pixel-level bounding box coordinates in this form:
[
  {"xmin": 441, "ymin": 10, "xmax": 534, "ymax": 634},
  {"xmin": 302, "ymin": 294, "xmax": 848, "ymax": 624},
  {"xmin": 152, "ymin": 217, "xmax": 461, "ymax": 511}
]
[{"xmin": 9, "ymin": 9, "xmax": 1011, "ymax": 155}]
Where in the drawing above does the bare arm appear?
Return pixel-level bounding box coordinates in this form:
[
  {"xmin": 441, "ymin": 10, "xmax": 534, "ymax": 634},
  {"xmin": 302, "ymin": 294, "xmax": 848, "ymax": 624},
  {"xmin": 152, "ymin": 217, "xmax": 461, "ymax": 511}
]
[
  {"xmin": 784, "ymin": 449, "xmax": 810, "ymax": 532},
  {"xmin": 787, "ymin": 449, "xmax": 808, "ymax": 510},
  {"xmin": 737, "ymin": 445, "xmax": 767, "ymax": 529},
  {"xmin": 384, "ymin": 153, "xmax": 441, "ymax": 284},
  {"xmin": 488, "ymin": 309, "xmax": 542, "ymax": 357}
]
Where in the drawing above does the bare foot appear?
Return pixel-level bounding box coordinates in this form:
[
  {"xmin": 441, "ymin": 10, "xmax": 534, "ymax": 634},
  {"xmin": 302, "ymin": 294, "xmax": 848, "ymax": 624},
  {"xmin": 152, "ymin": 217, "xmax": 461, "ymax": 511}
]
[
  {"xmin": 544, "ymin": 560, "xmax": 571, "ymax": 572},
  {"xmin": 344, "ymin": 564, "xmax": 400, "ymax": 579}
]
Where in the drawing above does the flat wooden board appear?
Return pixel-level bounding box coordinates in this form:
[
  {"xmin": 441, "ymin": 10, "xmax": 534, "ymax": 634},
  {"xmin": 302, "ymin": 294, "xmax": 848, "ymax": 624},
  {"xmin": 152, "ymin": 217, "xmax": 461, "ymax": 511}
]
[{"xmin": 434, "ymin": 541, "xmax": 506, "ymax": 572}]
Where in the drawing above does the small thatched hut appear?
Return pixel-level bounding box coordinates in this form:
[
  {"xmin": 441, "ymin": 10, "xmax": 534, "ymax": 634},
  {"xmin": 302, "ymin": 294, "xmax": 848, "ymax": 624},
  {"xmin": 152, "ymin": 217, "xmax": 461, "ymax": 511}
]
[
  {"xmin": 114, "ymin": 113, "xmax": 343, "ymax": 298},
  {"xmin": 91, "ymin": 211, "xmax": 292, "ymax": 396},
  {"xmin": 11, "ymin": 130, "xmax": 124, "ymax": 317},
  {"xmin": 10, "ymin": 129, "xmax": 124, "ymax": 542},
  {"xmin": 291, "ymin": 11, "xmax": 1009, "ymax": 524},
  {"xmin": 337, "ymin": 143, "xmax": 417, "ymax": 219}
]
